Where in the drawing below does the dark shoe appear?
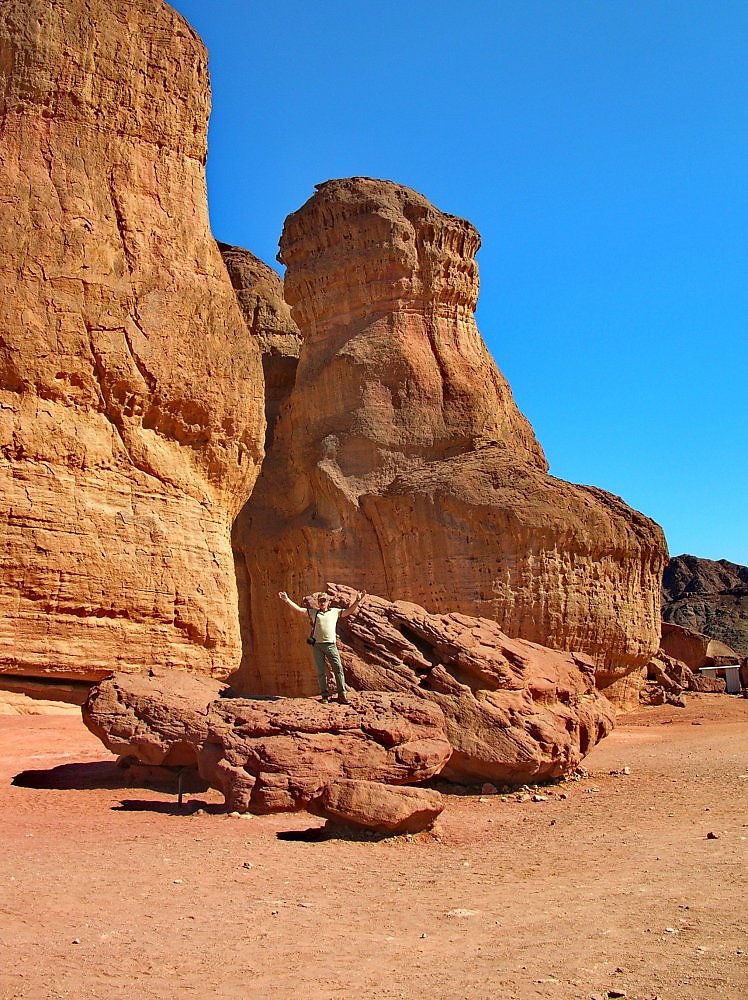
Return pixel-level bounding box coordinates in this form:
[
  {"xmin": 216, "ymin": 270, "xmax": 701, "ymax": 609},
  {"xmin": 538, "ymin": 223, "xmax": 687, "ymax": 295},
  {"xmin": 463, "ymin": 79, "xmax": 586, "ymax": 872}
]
[
  {"xmin": 320, "ymin": 693, "xmax": 331, "ymax": 701},
  {"xmin": 337, "ymin": 694, "xmax": 348, "ymax": 704}
]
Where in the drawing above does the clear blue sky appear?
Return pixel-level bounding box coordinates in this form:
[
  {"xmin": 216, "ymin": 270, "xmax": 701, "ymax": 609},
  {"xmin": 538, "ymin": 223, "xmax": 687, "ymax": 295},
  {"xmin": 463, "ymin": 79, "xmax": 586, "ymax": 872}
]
[{"xmin": 170, "ymin": 0, "xmax": 747, "ymax": 566}]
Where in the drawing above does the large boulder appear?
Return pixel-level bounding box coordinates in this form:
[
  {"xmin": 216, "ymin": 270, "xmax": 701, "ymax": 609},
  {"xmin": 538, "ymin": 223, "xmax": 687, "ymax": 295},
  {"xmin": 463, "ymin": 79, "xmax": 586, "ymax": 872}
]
[
  {"xmin": 82, "ymin": 669, "xmax": 450, "ymax": 833},
  {"xmin": 0, "ymin": 1, "xmax": 265, "ymax": 683},
  {"xmin": 330, "ymin": 585, "xmax": 615, "ymax": 784},
  {"xmin": 232, "ymin": 177, "xmax": 667, "ymax": 699}
]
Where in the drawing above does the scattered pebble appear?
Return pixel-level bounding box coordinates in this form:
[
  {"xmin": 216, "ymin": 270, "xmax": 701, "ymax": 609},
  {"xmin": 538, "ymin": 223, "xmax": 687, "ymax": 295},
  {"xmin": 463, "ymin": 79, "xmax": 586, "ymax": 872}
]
[
  {"xmin": 420, "ymin": 932, "xmax": 427, "ymax": 939},
  {"xmin": 242, "ymin": 862, "xmax": 253, "ymax": 870},
  {"xmin": 172, "ymin": 879, "xmax": 183, "ymax": 885},
  {"xmin": 706, "ymin": 831, "xmax": 720, "ymax": 840},
  {"xmin": 72, "ymin": 938, "xmax": 80, "ymax": 945},
  {"xmin": 532, "ymin": 794, "xmax": 549, "ymax": 802},
  {"xmin": 664, "ymin": 927, "xmax": 678, "ymax": 934},
  {"xmin": 607, "ymin": 990, "xmax": 627, "ymax": 999}
]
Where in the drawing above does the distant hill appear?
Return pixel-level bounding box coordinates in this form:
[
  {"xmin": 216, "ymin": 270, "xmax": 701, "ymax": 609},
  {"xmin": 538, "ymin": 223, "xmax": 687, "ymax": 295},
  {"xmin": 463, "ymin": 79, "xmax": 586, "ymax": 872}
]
[{"xmin": 662, "ymin": 555, "xmax": 748, "ymax": 658}]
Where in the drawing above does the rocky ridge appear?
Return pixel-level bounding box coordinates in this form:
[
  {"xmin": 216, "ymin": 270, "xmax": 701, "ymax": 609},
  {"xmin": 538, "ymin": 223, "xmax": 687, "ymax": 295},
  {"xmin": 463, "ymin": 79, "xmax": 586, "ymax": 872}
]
[{"xmin": 662, "ymin": 555, "xmax": 748, "ymax": 658}]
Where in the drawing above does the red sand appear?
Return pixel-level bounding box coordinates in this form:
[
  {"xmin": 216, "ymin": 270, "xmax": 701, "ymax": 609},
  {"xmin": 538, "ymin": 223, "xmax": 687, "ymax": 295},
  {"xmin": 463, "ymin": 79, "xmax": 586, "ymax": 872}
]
[{"xmin": 1, "ymin": 693, "xmax": 746, "ymax": 1000}]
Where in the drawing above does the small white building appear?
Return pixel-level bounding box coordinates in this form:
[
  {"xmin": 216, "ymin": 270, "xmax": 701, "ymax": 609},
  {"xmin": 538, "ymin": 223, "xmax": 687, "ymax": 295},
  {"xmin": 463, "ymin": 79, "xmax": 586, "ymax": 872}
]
[{"xmin": 698, "ymin": 664, "xmax": 743, "ymax": 695}]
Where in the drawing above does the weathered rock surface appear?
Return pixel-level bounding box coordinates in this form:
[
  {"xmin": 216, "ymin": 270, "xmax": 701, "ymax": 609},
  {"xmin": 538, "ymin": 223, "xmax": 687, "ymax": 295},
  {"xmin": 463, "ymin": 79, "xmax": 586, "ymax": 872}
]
[
  {"xmin": 232, "ymin": 178, "xmax": 667, "ymax": 700},
  {"xmin": 328, "ymin": 585, "xmax": 616, "ymax": 783},
  {"xmin": 82, "ymin": 669, "xmax": 450, "ymax": 832},
  {"xmin": 218, "ymin": 243, "xmax": 301, "ymax": 449},
  {"xmin": 663, "ymin": 555, "xmax": 748, "ymax": 658},
  {"xmin": 0, "ymin": 1, "xmax": 265, "ymax": 683}
]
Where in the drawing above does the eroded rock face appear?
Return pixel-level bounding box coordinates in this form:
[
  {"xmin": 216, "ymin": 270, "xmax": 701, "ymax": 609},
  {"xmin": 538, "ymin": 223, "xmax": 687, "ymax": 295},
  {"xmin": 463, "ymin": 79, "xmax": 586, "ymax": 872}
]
[
  {"xmin": 82, "ymin": 670, "xmax": 449, "ymax": 833},
  {"xmin": 330, "ymin": 585, "xmax": 615, "ymax": 784},
  {"xmin": 218, "ymin": 243, "xmax": 301, "ymax": 449},
  {"xmin": 663, "ymin": 555, "xmax": 748, "ymax": 658},
  {"xmin": 0, "ymin": 1, "xmax": 265, "ymax": 682},
  {"xmin": 232, "ymin": 178, "xmax": 667, "ymax": 697}
]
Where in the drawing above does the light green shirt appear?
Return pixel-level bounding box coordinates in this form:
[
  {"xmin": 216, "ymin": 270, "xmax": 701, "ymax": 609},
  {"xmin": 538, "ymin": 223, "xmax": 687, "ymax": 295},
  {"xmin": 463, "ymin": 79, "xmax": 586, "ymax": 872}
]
[{"xmin": 311, "ymin": 608, "xmax": 342, "ymax": 643}]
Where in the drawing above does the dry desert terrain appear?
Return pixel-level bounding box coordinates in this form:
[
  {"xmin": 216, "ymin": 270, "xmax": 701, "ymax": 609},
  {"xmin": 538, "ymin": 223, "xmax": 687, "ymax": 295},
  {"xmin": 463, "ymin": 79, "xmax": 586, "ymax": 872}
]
[{"xmin": 1, "ymin": 694, "xmax": 746, "ymax": 1000}]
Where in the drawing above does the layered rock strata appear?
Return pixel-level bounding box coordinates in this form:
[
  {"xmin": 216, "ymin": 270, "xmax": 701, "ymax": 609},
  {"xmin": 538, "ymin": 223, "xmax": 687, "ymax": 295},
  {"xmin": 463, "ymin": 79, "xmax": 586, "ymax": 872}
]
[
  {"xmin": 663, "ymin": 555, "xmax": 748, "ymax": 658},
  {"xmin": 232, "ymin": 177, "xmax": 667, "ymax": 697},
  {"xmin": 83, "ymin": 670, "xmax": 449, "ymax": 833},
  {"xmin": 330, "ymin": 585, "xmax": 615, "ymax": 783},
  {"xmin": 0, "ymin": 1, "xmax": 265, "ymax": 682}
]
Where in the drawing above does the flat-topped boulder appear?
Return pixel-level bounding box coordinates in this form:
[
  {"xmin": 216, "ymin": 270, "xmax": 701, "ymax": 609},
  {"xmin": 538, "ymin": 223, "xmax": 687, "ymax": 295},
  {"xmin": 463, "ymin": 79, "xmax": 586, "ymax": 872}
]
[{"xmin": 82, "ymin": 669, "xmax": 450, "ymax": 833}]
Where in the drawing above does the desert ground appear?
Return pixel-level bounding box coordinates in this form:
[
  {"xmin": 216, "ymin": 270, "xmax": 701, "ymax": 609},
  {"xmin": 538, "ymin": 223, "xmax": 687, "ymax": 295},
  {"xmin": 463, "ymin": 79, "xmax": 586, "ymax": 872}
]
[{"xmin": 1, "ymin": 693, "xmax": 746, "ymax": 1000}]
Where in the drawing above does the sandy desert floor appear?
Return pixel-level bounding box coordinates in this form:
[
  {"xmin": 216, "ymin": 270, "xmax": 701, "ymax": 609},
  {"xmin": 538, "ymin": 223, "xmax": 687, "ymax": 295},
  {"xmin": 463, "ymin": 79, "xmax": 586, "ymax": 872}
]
[{"xmin": 0, "ymin": 693, "xmax": 746, "ymax": 1000}]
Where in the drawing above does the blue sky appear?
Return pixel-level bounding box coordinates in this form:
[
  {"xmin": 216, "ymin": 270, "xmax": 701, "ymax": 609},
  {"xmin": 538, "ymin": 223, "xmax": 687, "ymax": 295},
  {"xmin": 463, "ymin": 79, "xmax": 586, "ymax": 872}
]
[{"xmin": 170, "ymin": 0, "xmax": 747, "ymax": 566}]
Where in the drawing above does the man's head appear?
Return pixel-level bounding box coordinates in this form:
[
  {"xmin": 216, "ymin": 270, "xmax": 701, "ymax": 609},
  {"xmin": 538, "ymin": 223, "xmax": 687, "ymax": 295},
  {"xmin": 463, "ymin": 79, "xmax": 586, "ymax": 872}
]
[{"xmin": 316, "ymin": 592, "xmax": 331, "ymax": 610}]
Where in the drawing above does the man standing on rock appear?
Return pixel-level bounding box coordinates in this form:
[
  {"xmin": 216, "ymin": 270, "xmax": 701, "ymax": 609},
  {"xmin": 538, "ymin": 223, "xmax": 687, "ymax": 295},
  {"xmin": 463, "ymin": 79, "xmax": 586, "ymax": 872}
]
[{"xmin": 278, "ymin": 589, "xmax": 366, "ymax": 703}]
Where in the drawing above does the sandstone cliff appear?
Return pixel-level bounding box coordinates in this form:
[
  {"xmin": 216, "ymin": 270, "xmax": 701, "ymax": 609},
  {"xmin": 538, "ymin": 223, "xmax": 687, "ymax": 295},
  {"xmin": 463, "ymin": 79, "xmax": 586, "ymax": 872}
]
[
  {"xmin": 662, "ymin": 555, "xmax": 748, "ymax": 658},
  {"xmin": 232, "ymin": 178, "xmax": 667, "ymax": 698},
  {"xmin": 0, "ymin": 0, "xmax": 265, "ymax": 682}
]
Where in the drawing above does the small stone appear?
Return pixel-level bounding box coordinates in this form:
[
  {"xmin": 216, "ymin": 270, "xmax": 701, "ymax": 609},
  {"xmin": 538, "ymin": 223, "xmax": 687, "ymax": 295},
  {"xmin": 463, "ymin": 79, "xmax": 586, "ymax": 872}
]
[
  {"xmin": 72, "ymin": 938, "xmax": 80, "ymax": 945},
  {"xmin": 706, "ymin": 831, "xmax": 719, "ymax": 839},
  {"xmin": 622, "ymin": 766, "xmax": 631, "ymax": 775},
  {"xmin": 664, "ymin": 927, "xmax": 678, "ymax": 934},
  {"xmin": 532, "ymin": 793, "xmax": 549, "ymax": 802},
  {"xmin": 172, "ymin": 879, "xmax": 183, "ymax": 884},
  {"xmin": 228, "ymin": 811, "xmax": 241, "ymax": 818},
  {"xmin": 420, "ymin": 932, "xmax": 427, "ymax": 939},
  {"xmin": 607, "ymin": 991, "xmax": 627, "ymax": 998},
  {"xmin": 558, "ymin": 791, "xmax": 568, "ymax": 799},
  {"xmin": 242, "ymin": 862, "xmax": 253, "ymax": 870}
]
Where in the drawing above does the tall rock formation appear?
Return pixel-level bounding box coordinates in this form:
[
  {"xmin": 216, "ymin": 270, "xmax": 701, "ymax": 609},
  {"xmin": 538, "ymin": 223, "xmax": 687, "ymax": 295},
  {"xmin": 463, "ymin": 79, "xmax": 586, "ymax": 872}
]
[
  {"xmin": 0, "ymin": 1, "xmax": 265, "ymax": 683},
  {"xmin": 662, "ymin": 555, "xmax": 748, "ymax": 658},
  {"xmin": 232, "ymin": 177, "xmax": 667, "ymax": 698},
  {"xmin": 217, "ymin": 243, "xmax": 301, "ymax": 449}
]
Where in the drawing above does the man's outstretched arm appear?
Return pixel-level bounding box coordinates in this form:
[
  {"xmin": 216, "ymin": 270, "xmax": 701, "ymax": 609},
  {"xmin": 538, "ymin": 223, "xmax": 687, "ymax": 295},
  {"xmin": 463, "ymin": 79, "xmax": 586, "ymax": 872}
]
[
  {"xmin": 341, "ymin": 590, "xmax": 367, "ymax": 618},
  {"xmin": 279, "ymin": 591, "xmax": 307, "ymax": 614}
]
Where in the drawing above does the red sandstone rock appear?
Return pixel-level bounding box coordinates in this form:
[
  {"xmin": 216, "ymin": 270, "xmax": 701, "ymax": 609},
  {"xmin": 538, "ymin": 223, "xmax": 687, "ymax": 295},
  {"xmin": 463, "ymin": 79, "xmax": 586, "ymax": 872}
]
[
  {"xmin": 0, "ymin": 1, "xmax": 265, "ymax": 683},
  {"xmin": 82, "ymin": 670, "xmax": 450, "ymax": 832},
  {"xmin": 232, "ymin": 178, "xmax": 667, "ymax": 700},
  {"xmin": 328, "ymin": 585, "xmax": 615, "ymax": 783}
]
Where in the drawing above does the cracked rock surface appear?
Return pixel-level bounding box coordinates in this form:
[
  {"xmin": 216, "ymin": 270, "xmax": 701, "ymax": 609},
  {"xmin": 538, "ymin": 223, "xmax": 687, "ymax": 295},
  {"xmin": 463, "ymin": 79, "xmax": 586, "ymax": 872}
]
[{"xmin": 331, "ymin": 584, "xmax": 616, "ymax": 784}]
